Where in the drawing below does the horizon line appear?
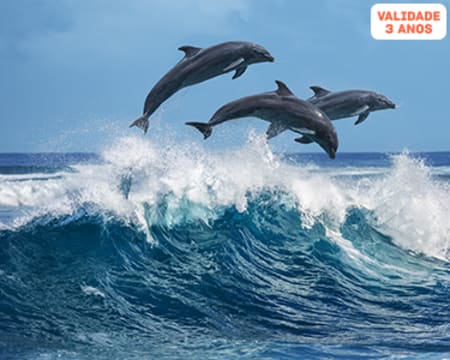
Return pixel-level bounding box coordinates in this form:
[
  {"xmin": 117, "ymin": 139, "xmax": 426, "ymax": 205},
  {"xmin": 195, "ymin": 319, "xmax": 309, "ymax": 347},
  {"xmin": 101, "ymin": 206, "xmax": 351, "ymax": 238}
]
[{"xmin": 0, "ymin": 150, "xmax": 449, "ymax": 155}]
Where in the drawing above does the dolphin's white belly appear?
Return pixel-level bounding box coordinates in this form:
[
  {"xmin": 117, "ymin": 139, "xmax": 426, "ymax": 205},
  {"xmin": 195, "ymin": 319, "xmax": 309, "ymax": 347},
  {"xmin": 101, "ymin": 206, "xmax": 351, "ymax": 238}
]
[{"xmin": 349, "ymin": 105, "xmax": 370, "ymax": 116}]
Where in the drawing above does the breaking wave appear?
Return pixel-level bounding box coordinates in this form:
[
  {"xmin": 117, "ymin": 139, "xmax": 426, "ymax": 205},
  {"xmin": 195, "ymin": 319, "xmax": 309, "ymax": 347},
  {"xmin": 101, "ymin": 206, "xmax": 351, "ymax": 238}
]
[{"xmin": 0, "ymin": 135, "xmax": 449, "ymax": 359}]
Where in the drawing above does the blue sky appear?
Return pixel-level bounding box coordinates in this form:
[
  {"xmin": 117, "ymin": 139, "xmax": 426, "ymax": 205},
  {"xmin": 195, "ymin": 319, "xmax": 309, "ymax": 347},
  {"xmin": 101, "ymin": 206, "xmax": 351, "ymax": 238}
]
[{"xmin": 0, "ymin": 0, "xmax": 449, "ymax": 153}]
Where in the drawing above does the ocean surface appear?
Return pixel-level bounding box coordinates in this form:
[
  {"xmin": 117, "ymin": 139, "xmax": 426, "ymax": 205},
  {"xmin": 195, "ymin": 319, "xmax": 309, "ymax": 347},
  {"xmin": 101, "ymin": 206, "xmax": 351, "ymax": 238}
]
[{"xmin": 0, "ymin": 136, "xmax": 449, "ymax": 359}]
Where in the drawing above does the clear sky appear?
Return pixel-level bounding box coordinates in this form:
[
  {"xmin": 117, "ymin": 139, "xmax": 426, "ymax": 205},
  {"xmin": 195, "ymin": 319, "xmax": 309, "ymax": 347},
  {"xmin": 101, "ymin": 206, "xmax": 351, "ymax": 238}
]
[{"xmin": 0, "ymin": 0, "xmax": 449, "ymax": 153}]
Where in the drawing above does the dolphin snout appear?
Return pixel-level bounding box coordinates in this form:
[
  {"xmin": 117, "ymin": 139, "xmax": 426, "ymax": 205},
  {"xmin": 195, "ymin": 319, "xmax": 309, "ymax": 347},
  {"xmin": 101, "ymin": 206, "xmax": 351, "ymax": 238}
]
[
  {"xmin": 386, "ymin": 99, "xmax": 396, "ymax": 109},
  {"xmin": 327, "ymin": 147, "xmax": 336, "ymax": 160},
  {"xmin": 263, "ymin": 52, "xmax": 275, "ymax": 62}
]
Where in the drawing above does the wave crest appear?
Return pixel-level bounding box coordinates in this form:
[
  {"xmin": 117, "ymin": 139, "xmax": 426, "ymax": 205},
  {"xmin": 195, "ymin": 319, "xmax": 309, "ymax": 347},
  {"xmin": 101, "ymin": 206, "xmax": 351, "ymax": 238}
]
[{"xmin": 0, "ymin": 135, "xmax": 448, "ymax": 259}]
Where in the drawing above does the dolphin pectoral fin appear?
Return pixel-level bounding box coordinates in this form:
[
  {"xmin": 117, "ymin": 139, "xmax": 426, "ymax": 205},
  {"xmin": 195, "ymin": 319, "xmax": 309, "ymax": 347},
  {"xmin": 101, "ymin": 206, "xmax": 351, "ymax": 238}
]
[
  {"xmin": 185, "ymin": 122, "xmax": 212, "ymax": 139},
  {"xmin": 223, "ymin": 57, "xmax": 245, "ymax": 72},
  {"xmin": 178, "ymin": 46, "xmax": 202, "ymax": 58},
  {"xmin": 129, "ymin": 115, "xmax": 149, "ymax": 134},
  {"xmin": 354, "ymin": 110, "xmax": 370, "ymax": 125},
  {"xmin": 294, "ymin": 136, "xmax": 314, "ymax": 144},
  {"xmin": 232, "ymin": 66, "xmax": 247, "ymax": 80},
  {"xmin": 266, "ymin": 122, "xmax": 287, "ymax": 139},
  {"xmin": 309, "ymin": 86, "xmax": 331, "ymax": 97}
]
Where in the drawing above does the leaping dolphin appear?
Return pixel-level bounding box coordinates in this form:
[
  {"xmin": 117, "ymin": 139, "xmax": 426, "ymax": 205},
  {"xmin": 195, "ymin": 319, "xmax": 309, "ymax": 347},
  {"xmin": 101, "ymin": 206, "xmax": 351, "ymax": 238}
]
[
  {"xmin": 307, "ymin": 86, "xmax": 396, "ymax": 126},
  {"xmin": 130, "ymin": 41, "xmax": 275, "ymax": 133},
  {"xmin": 186, "ymin": 81, "xmax": 339, "ymax": 159}
]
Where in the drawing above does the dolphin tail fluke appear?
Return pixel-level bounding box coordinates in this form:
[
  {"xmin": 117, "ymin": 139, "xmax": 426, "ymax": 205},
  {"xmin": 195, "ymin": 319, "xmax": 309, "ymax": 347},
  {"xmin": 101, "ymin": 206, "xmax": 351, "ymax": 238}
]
[
  {"xmin": 129, "ymin": 115, "xmax": 149, "ymax": 134},
  {"xmin": 185, "ymin": 122, "xmax": 212, "ymax": 139}
]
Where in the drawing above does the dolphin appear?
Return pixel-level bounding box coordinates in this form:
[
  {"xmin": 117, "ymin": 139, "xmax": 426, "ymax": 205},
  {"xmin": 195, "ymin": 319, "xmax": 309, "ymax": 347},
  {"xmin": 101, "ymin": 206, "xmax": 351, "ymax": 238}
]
[
  {"xmin": 186, "ymin": 81, "xmax": 339, "ymax": 159},
  {"xmin": 130, "ymin": 41, "xmax": 275, "ymax": 133},
  {"xmin": 307, "ymin": 86, "xmax": 396, "ymax": 126}
]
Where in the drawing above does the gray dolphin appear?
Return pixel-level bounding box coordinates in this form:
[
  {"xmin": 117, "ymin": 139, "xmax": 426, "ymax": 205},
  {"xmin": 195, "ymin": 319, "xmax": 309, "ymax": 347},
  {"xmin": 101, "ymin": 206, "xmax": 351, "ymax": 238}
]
[
  {"xmin": 186, "ymin": 81, "xmax": 338, "ymax": 159},
  {"xmin": 307, "ymin": 86, "xmax": 396, "ymax": 126},
  {"xmin": 130, "ymin": 41, "xmax": 275, "ymax": 133}
]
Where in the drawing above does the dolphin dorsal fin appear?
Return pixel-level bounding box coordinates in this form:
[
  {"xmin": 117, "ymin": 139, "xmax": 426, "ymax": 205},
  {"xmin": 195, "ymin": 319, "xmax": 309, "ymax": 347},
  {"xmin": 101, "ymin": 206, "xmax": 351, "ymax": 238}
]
[
  {"xmin": 178, "ymin": 46, "xmax": 202, "ymax": 58},
  {"xmin": 275, "ymin": 80, "xmax": 294, "ymax": 96},
  {"xmin": 310, "ymin": 86, "xmax": 331, "ymax": 97}
]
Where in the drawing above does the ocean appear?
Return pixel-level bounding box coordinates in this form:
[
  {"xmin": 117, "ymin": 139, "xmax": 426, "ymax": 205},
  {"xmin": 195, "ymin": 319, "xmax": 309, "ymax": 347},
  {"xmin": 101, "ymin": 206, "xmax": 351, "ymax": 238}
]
[{"xmin": 0, "ymin": 136, "xmax": 449, "ymax": 359}]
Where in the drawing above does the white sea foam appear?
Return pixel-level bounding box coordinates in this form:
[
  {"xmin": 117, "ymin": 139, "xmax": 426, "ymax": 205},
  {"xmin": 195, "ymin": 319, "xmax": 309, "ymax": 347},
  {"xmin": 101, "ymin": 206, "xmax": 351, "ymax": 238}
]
[
  {"xmin": 0, "ymin": 135, "xmax": 448, "ymax": 260},
  {"xmin": 81, "ymin": 285, "xmax": 106, "ymax": 298},
  {"xmin": 356, "ymin": 153, "xmax": 450, "ymax": 260}
]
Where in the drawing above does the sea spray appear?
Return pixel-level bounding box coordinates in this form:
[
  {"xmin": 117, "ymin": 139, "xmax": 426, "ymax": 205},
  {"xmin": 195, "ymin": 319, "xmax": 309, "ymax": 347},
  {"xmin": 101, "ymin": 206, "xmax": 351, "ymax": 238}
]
[
  {"xmin": 0, "ymin": 136, "xmax": 448, "ymax": 259},
  {"xmin": 357, "ymin": 151, "xmax": 450, "ymax": 260}
]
